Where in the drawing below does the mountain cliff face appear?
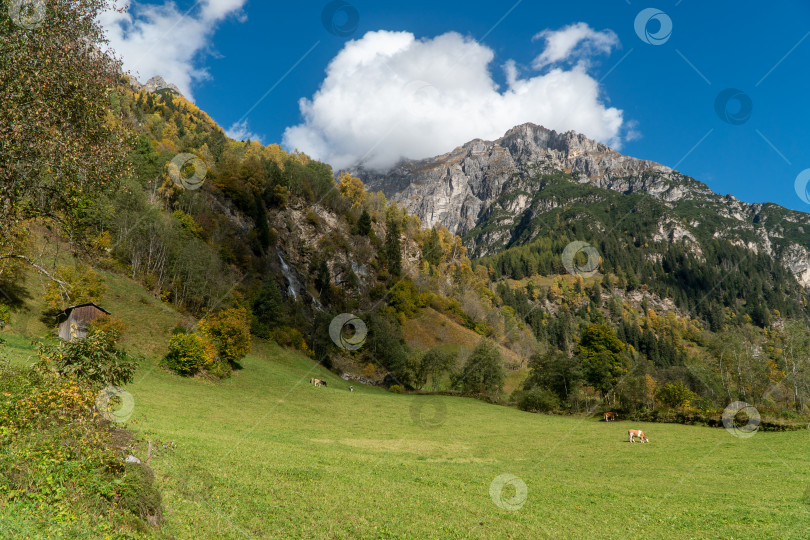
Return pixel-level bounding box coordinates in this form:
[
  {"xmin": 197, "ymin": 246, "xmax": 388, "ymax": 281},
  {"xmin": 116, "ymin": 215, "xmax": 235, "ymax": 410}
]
[{"xmin": 357, "ymin": 123, "xmax": 810, "ymax": 285}]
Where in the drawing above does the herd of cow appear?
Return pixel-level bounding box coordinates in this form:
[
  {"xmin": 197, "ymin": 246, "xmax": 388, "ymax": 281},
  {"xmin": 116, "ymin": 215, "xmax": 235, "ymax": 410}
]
[{"xmin": 603, "ymin": 411, "xmax": 650, "ymax": 443}]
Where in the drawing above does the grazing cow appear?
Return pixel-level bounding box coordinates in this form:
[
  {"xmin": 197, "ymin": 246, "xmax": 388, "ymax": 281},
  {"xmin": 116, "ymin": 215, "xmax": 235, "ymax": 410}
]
[
  {"xmin": 310, "ymin": 378, "xmax": 323, "ymax": 387},
  {"xmin": 628, "ymin": 429, "xmax": 649, "ymax": 443},
  {"xmin": 320, "ymin": 380, "xmax": 327, "ymax": 387},
  {"xmin": 604, "ymin": 412, "xmax": 617, "ymax": 422},
  {"xmin": 349, "ymin": 386, "xmax": 354, "ymax": 392}
]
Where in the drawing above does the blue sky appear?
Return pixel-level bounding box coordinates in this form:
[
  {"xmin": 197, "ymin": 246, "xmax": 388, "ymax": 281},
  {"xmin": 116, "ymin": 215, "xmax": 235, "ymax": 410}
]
[{"xmin": 104, "ymin": 1, "xmax": 810, "ymax": 212}]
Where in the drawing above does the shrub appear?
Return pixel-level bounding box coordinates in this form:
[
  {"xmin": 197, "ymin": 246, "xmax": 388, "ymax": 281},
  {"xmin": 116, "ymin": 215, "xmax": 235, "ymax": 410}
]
[
  {"xmin": 164, "ymin": 333, "xmax": 216, "ymax": 376},
  {"xmin": 271, "ymin": 326, "xmax": 310, "ymax": 354},
  {"xmin": 516, "ymin": 387, "xmax": 560, "ymax": 413},
  {"xmin": 116, "ymin": 463, "xmax": 162, "ymax": 525},
  {"xmin": 88, "ymin": 315, "xmax": 127, "ymax": 340},
  {"xmin": 0, "ymin": 363, "xmax": 162, "ymax": 532},
  {"xmin": 306, "ymin": 209, "xmax": 320, "ymax": 226},
  {"xmin": 35, "ymin": 329, "xmax": 137, "ymax": 387},
  {"xmin": 389, "ymin": 384, "xmax": 405, "ymax": 394},
  {"xmin": 657, "ymin": 381, "xmax": 696, "ymax": 409},
  {"xmin": 43, "ymin": 264, "xmax": 106, "ymax": 312},
  {"xmin": 200, "ymin": 308, "xmax": 252, "ymax": 366}
]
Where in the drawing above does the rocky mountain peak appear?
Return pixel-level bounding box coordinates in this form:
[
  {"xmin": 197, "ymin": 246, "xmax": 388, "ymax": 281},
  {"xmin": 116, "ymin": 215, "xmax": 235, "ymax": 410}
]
[
  {"xmin": 355, "ymin": 123, "xmax": 697, "ymax": 238},
  {"xmin": 130, "ymin": 75, "xmax": 182, "ymax": 96},
  {"xmin": 354, "ymin": 123, "xmax": 810, "ymax": 287}
]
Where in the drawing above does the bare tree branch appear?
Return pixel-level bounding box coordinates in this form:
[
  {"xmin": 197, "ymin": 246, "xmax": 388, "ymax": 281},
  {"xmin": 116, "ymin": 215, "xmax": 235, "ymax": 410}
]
[{"xmin": 0, "ymin": 254, "xmax": 69, "ymax": 293}]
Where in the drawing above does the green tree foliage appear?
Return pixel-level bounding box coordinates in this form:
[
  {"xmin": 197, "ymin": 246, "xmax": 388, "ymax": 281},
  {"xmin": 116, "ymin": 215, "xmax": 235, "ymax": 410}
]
[
  {"xmin": 0, "ymin": 0, "xmax": 131, "ymax": 247},
  {"xmin": 384, "ymin": 211, "xmax": 402, "ymax": 278},
  {"xmin": 365, "ymin": 311, "xmax": 412, "ymax": 387},
  {"xmin": 656, "ymin": 381, "xmax": 696, "ymax": 409},
  {"xmin": 454, "ymin": 338, "xmax": 505, "ymax": 397},
  {"xmin": 523, "ymin": 349, "xmax": 582, "ymax": 402},
  {"xmin": 252, "ymin": 279, "xmax": 286, "ymax": 337},
  {"xmin": 423, "ymin": 228, "xmax": 442, "ymax": 266},
  {"xmin": 0, "ymin": 363, "xmax": 162, "ymax": 531},
  {"xmin": 387, "ymin": 280, "xmax": 429, "ymax": 318},
  {"xmin": 43, "ymin": 264, "xmax": 107, "ymax": 312},
  {"xmin": 35, "ymin": 329, "xmax": 137, "ymax": 387},
  {"xmin": 577, "ymin": 324, "xmax": 627, "ymax": 399},
  {"xmin": 356, "ymin": 208, "xmax": 372, "ymax": 236},
  {"xmin": 414, "ymin": 347, "xmax": 456, "ymax": 390},
  {"xmin": 200, "ymin": 308, "xmax": 252, "ymax": 366},
  {"xmin": 164, "ymin": 333, "xmax": 215, "ymax": 376},
  {"xmin": 516, "ymin": 387, "xmax": 560, "ymax": 413}
]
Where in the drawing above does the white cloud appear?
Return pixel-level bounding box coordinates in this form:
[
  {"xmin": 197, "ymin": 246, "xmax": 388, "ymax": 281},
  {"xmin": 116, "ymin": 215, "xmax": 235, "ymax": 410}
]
[
  {"xmin": 531, "ymin": 22, "xmax": 619, "ymax": 70},
  {"xmin": 99, "ymin": 0, "xmax": 247, "ymax": 99},
  {"xmin": 283, "ymin": 28, "xmax": 625, "ymax": 171},
  {"xmin": 226, "ymin": 120, "xmax": 263, "ymax": 143}
]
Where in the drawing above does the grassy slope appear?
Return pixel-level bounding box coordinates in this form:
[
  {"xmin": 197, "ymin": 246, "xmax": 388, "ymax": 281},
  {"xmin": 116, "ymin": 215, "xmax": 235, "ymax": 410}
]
[
  {"xmin": 401, "ymin": 307, "xmax": 527, "ymax": 393},
  {"xmin": 2, "ymin": 268, "xmax": 810, "ymax": 539},
  {"xmin": 127, "ymin": 343, "xmax": 810, "ymax": 539}
]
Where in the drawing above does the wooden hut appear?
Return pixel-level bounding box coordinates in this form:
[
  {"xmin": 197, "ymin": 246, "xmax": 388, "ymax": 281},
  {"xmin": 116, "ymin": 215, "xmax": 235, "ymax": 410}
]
[{"xmin": 57, "ymin": 303, "xmax": 110, "ymax": 341}]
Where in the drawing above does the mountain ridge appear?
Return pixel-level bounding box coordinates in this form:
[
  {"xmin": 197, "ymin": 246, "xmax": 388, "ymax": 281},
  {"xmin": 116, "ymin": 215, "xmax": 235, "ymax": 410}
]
[{"xmin": 355, "ymin": 122, "xmax": 810, "ymax": 285}]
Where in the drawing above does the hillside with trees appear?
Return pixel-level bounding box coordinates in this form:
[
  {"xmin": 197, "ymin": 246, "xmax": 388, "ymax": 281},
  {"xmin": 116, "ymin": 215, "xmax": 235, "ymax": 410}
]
[{"xmin": 4, "ymin": 0, "xmax": 810, "ymax": 534}]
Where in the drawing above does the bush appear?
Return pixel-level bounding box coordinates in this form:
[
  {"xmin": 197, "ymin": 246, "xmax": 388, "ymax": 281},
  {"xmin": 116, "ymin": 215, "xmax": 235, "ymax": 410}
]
[
  {"xmin": 306, "ymin": 209, "xmax": 320, "ymax": 226},
  {"xmin": 271, "ymin": 326, "xmax": 311, "ymax": 354},
  {"xmin": 389, "ymin": 384, "xmax": 405, "ymax": 394},
  {"xmin": 35, "ymin": 329, "xmax": 137, "ymax": 387},
  {"xmin": 88, "ymin": 315, "xmax": 127, "ymax": 340},
  {"xmin": 200, "ymin": 308, "xmax": 252, "ymax": 366},
  {"xmin": 516, "ymin": 387, "xmax": 560, "ymax": 413},
  {"xmin": 116, "ymin": 463, "xmax": 162, "ymax": 525},
  {"xmin": 0, "ymin": 363, "xmax": 162, "ymax": 533},
  {"xmin": 43, "ymin": 264, "xmax": 106, "ymax": 312},
  {"xmin": 656, "ymin": 381, "xmax": 696, "ymax": 409},
  {"xmin": 164, "ymin": 333, "xmax": 215, "ymax": 376}
]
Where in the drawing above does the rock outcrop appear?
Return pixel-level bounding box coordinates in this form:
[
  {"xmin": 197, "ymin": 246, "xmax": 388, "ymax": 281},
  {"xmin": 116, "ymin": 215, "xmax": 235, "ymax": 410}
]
[
  {"xmin": 130, "ymin": 75, "xmax": 182, "ymax": 96},
  {"xmin": 356, "ymin": 123, "xmax": 810, "ymax": 285}
]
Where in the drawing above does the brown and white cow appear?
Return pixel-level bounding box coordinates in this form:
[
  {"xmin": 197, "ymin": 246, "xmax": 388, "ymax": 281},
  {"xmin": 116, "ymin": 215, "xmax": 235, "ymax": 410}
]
[
  {"xmin": 310, "ymin": 378, "xmax": 324, "ymax": 387},
  {"xmin": 628, "ymin": 429, "xmax": 649, "ymax": 443},
  {"xmin": 603, "ymin": 412, "xmax": 617, "ymax": 422}
]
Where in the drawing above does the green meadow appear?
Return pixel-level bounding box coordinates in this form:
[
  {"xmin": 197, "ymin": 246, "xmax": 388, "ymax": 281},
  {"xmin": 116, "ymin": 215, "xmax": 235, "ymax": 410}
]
[
  {"xmin": 6, "ymin": 337, "xmax": 807, "ymax": 539},
  {"xmin": 1, "ymin": 271, "xmax": 809, "ymax": 539}
]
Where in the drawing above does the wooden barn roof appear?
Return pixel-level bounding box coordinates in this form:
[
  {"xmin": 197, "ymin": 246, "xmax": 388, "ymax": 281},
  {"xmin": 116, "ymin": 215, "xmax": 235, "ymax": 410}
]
[{"xmin": 60, "ymin": 302, "xmax": 111, "ymax": 316}]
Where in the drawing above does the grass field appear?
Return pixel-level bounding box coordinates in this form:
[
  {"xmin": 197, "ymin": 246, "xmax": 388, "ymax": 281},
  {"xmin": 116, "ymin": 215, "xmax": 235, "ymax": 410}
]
[
  {"xmin": 78, "ymin": 341, "xmax": 809, "ymax": 539},
  {"xmin": 2, "ymin": 269, "xmax": 810, "ymax": 538}
]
